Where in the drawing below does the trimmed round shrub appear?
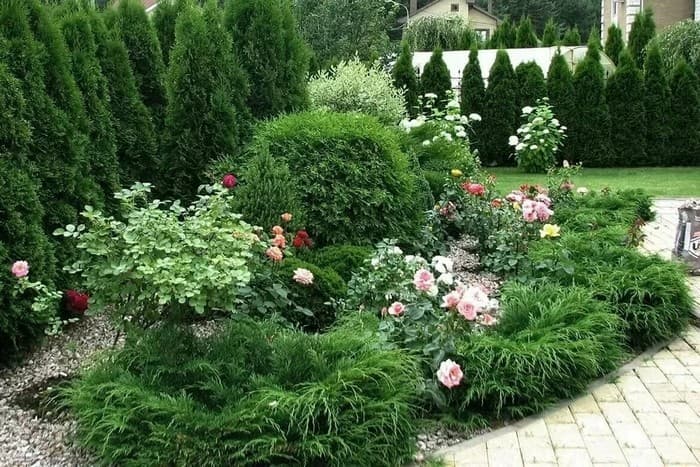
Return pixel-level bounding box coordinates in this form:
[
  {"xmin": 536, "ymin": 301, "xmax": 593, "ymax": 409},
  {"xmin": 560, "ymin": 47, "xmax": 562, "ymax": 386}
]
[
  {"xmin": 66, "ymin": 317, "xmax": 420, "ymax": 466},
  {"xmin": 233, "ymin": 111, "xmax": 426, "ymax": 247},
  {"xmin": 308, "ymin": 57, "xmax": 406, "ymax": 125},
  {"xmin": 311, "ymin": 245, "xmax": 373, "ymax": 282}
]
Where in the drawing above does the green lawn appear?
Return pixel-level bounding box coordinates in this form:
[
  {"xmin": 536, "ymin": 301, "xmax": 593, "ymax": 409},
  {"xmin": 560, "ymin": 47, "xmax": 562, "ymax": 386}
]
[{"xmin": 486, "ymin": 167, "xmax": 700, "ymax": 198}]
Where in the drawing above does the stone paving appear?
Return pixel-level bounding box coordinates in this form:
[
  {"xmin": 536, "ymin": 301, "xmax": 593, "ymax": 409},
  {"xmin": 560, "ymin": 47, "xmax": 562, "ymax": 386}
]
[{"xmin": 436, "ymin": 199, "xmax": 700, "ymax": 466}]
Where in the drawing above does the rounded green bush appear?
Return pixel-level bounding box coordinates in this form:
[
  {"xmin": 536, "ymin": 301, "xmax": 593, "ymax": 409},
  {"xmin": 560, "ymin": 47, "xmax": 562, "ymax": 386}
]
[
  {"xmin": 311, "ymin": 245, "xmax": 373, "ymax": 281},
  {"xmin": 66, "ymin": 317, "xmax": 420, "ymax": 466},
  {"xmin": 232, "ymin": 111, "xmax": 426, "ymax": 246}
]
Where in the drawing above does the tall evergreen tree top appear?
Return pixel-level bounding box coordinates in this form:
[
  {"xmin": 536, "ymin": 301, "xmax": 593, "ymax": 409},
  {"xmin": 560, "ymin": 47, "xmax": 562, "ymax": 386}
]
[
  {"xmin": 604, "ymin": 24, "xmax": 624, "ymax": 65},
  {"xmin": 393, "ymin": 41, "xmax": 420, "ymax": 116},
  {"xmin": 542, "ymin": 18, "xmax": 558, "ymax": 46},
  {"xmin": 515, "ymin": 16, "xmax": 538, "ymax": 48},
  {"xmin": 562, "ymin": 26, "xmax": 581, "ymax": 45},
  {"xmin": 460, "ymin": 45, "xmax": 485, "ymax": 115},
  {"xmin": 420, "ymin": 47, "xmax": 452, "ymax": 107},
  {"xmin": 628, "ymin": 8, "xmax": 656, "ymax": 68},
  {"xmin": 585, "ymin": 29, "xmax": 601, "ymax": 62},
  {"xmin": 515, "ymin": 60, "xmax": 546, "ymax": 108}
]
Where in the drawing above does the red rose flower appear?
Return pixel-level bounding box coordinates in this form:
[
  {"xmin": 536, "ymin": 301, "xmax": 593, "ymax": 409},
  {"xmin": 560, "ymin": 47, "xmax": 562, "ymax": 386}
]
[
  {"xmin": 462, "ymin": 182, "xmax": 485, "ymax": 196},
  {"xmin": 296, "ymin": 230, "xmax": 309, "ymax": 239},
  {"xmin": 292, "ymin": 236, "xmax": 304, "ymax": 248},
  {"xmin": 65, "ymin": 290, "xmax": 89, "ymax": 314},
  {"xmin": 222, "ymin": 173, "xmax": 237, "ymax": 189}
]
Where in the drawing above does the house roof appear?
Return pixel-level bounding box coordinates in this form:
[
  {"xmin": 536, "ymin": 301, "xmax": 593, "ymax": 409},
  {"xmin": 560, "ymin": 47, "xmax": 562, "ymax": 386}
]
[
  {"xmin": 142, "ymin": 0, "xmax": 158, "ymax": 12},
  {"xmin": 399, "ymin": 1, "xmax": 500, "ymax": 24}
]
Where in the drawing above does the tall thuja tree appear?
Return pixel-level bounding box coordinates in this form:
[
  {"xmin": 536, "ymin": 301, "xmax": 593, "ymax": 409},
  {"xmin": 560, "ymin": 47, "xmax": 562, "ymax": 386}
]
[
  {"xmin": 152, "ymin": 0, "xmax": 184, "ymax": 66},
  {"xmin": 604, "ymin": 24, "xmax": 624, "ymax": 65},
  {"xmin": 490, "ymin": 18, "xmax": 516, "ymax": 48},
  {"xmin": 569, "ymin": 34, "xmax": 611, "ymax": 166},
  {"xmin": 88, "ymin": 8, "xmax": 159, "ymax": 185},
  {"xmin": 224, "ymin": 0, "xmax": 310, "ymax": 119},
  {"xmin": 628, "ymin": 8, "xmax": 655, "ymax": 69},
  {"xmin": 111, "ymin": 0, "xmax": 167, "ymax": 129},
  {"xmin": 60, "ymin": 9, "xmax": 120, "ymax": 206},
  {"xmin": 668, "ymin": 60, "xmax": 700, "ymax": 166},
  {"xmin": 643, "ymin": 43, "xmax": 670, "ymax": 165},
  {"xmin": 162, "ymin": 2, "xmax": 250, "ymax": 201},
  {"xmin": 420, "ymin": 47, "xmax": 451, "ymax": 108},
  {"xmin": 0, "ymin": 0, "xmax": 83, "ymax": 246},
  {"xmin": 546, "ymin": 51, "xmax": 575, "ymax": 162},
  {"xmin": 562, "ymin": 26, "xmax": 581, "ymax": 45},
  {"xmin": 482, "ymin": 49, "xmax": 518, "ymax": 165},
  {"xmin": 392, "ymin": 41, "xmax": 420, "ymax": 116},
  {"xmin": 515, "ymin": 61, "xmax": 546, "ymax": 110},
  {"xmin": 515, "ymin": 16, "xmax": 538, "ymax": 47},
  {"xmin": 542, "ymin": 18, "xmax": 558, "ymax": 46},
  {"xmin": 605, "ymin": 49, "xmax": 646, "ymax": 165},
  {"xmin": 460, "ymin": 46, "xmax": 485, "ymax": 117}
]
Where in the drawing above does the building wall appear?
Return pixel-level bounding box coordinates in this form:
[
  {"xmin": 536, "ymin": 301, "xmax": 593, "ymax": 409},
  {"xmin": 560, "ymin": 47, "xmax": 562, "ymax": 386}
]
[
  {"xmin": 601, "ymin": 0, "xmax": 694, "ymax": 40},
  {"xmin": 411, "ymin": 0, "xmax": 472, "ymax": 20},
  {"xmin": 645, "ymin": 0, "xmax": 694, "ymax": 30},
  {"xmin": 469, "ymin": 7, "xmax": 498, "ymax": 37}
]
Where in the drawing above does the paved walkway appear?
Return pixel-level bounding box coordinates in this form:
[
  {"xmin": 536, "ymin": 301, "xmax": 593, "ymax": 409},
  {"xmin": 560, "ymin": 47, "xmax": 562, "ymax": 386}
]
[{"xmin": 436, "ymin": 199, "xmax": 700, "ymax": 466}]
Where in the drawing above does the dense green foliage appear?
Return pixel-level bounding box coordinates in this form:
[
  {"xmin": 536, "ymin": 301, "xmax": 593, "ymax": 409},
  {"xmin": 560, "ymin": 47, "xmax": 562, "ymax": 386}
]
[
  {"xmin": 65, "ymin": 317, "xmax": 420, "ymax": 466},
  {"xmin": 515, "ymin": 16, "xmax": 538, "ymax": 47},
  {"xmin": 460, "ymin": 46, "xmax": 485, "ymax": 117},
  {"xmin": 546, "ymin": 52, "xmax": 575, "ymax": 162},
  {"xmin": 403, "ymin": 15, "xmax": 474, "ymax": 51},
  {"xmin": 604, "ymin": 24, "xmax": 624, "ymax": 65},
  {"xmin": 481, "ymin": 50, "xmax": 518, "ymax": 165},
  {"xmin": 420, "ymin": 48, "xmax": 452, "ymax": 108},
  {"xmin": 311, "ymin": 245, "xmax": 373, "ymax": 282},
  {"xmin": 541, "ymin": 17, "xmax": 558, "ymax": 46},
  {"xmin": 515, "ymin": 61, "xmax": 547, "ymax": 110},
  {"xmin": 653, "ymin": 20, "xmax": 700, "ymax": 78},
  {"xmin": 643, "ymin": 44, "xmax": 670, "ymax": 166},
  {"xmin": 488, "ymin": 18, "xmax": 516, "ymax": 49},
  {"xmin": 605, "ymin": 50, "xmax": 646, "ymax": 166},
  {"xmin": 393, "ymin": 41, "xmax": 420, "ymax": 116},
  {"xmin": 628, "ymin": 8, "xmax": 655, "ymax": 69},
  {"xmin": 561, "ymin": 26, "xmax": 581, "ymax": 46},
  {"xmin": 569, "ymin": 37, "xmax": 611, "ymax": 166},
  {"xmin": 151, "ymin": 0, "xmax": 181, "ymax": 66},
  {"xmin": 224, "ymin": 0, "xmax": 309, "ymax": 119},
  {"xmin": 668, "ymin": 60, "xmax": 700, "ymax": 166}
]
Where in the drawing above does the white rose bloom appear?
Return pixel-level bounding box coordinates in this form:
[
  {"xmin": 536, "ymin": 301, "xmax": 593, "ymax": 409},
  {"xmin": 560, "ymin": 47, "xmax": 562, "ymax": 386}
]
[
  {"xmin": 563, "ymin": 160, "xmax": 570, "ymax": 168},
  {"xmin": 424, "ymin": 92, "xmax": 438, "ymax": 99},
  {"xmin": 456, "ymin": 130, "xmax": 467, "ymax": 138},
  {"xmin": 446, "ymin": 100, "xmax": 460, "ymax": 109},
  {"xmin": 561, "ymin": 125, "xmax": 567, "ymax": 130},
  {"xmin": 577, "ymin": 187, "xmax": 589, "ymax": 194},
  {"xmin": 454, "ymin": 125, "xmax": 465, "ymax": 132},
  {"xmin": 427, "ymin": 285, "xmax": 439, "ymax": 297},
  {"xmin": 437, "ymin": 273, "xmax": 454, "ymax": 286},
  {"xmin": 530, "ymin": 144, "xmax": 538, "ymax": 150},
  {"xmin": 543, "ymin": 129, "xmax": 550, "ymax": 134},
  {"xmin": 524, "ymin": 134, "xmax": 532, "ymax": 141},
  {"xmin": 404, "ymin": 255, "xmax": 416, "ymax": 263},
  {"xmin": 422, "ymin": 140, "xmax": 431, "ymax": 146},
  {"xmin": 508, "ymin": 135, "xmax": 519, "ymax": 146},
  {"xmin": 445, "ymin": 114, "xmax": 456, "ymax": 121},
  {"xmin": 552, "ymin": 118, "xmax": 560, "ymax": 126},
  {"xmin": 515, "ymin": 142, "xmax": 525, "ymax": 151},
  {"xmin": 431, "ymin": 256, "xmax": 453, "ymax": 273},
  {"xmin": 468, "ymin": 113, "xmax": 482, "ymax": 121},
  {"xmin": 522, "ymin": 106, "xmax": 534, "ymax": 114},
  {"xmin": 532, "ymin": 117, "xmax": 544, "ymax": 125},
  {"xmin": 487, "ymin": 298, "xmax": 499, "ymax": 311},
  {"xmin": 371, "ymin": 257, "xmax": 380, "ymax": 268},
  {"xmin": 390, "ymin": 246, "xmax": 403, "ymax": 255}
]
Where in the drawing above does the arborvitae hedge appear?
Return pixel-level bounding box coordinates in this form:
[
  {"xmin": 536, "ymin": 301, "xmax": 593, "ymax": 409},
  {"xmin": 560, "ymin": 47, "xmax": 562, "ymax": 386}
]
[
  {"xmin": 420, "ymin": 47, "xmax": 451, "ymax": 108},
  {"xmin": 604, "ymin": 24, "xmax": 624, "ymax": 65},
  {"xmin": 460, "ymin": 46, "xmax": 485, "ymax": 117},
  {"xmin": 606, "ymin": 50, "xmax": 646, "ymax": 166},
  {"xmin": 515, "ymin": 61, "xmax": 547, "ymax": 110},
  {"xmin": 542, "ymin": 18, "xmax": 558, "ymax": 46},
  {"xmin": 151, "ymin": 0, "xmax": 182, "ymax": 66},
  {"xmin": 482, "ymin": 49, "xmax": 518, "ymax": 165},
  {"xmin": 60, "ymin": 10, "xmax": 120, "ymax": 206},
  {"xmin": 490, "ymin": 18, "xmax": 516, "ymax": 48},
  {"xmin": 628, "ymin": 8, "xmax": 655, "ymax": 69},
  {"xmin": 161, "ymin": 2, "xmax": 250, "ymax": 202},
  {"xmin": 562, "ymin": 26, "xmax": 581, "ymax": 46},
  {"xmin": 643, "ymin": 44, "xmax": 670, "ymax": 165},
  {"xmin": 668, "ymin": 60, "xmax": 700, "ymax": 166},
  {"xmin": 89, "ymin": 9, "xmax": 159, "ymax": 185},
  {"xmin": 515, "ymin": 16, "xmax": 538, "ymax": 48},
  {"xmin": 224, "ymin": 0, "xmax": 309, "ymax": 119},
  {"xmin": 111, "ymin": 0, "xmax": 167, "ymax": 128},
  {"xmin": 569, "ymin": 37, "xmax": 611, "ymax": 166},
  {"xmin": 393, "ymin": 41, "xmax": 420, "ymax": 117},
  {"xmin": 546, "ymin": 51, "xmax": 575, "ymax": 162}
]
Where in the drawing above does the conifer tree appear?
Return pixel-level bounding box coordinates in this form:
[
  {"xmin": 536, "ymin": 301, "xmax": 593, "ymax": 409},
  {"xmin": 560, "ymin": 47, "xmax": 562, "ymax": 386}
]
[
  {"xmin": 515, "ymin": 61, "xmax": 547, "ymax": 110},
  {"xmin": 393, "ymin": 41, "xmax": 420, "ymax": 116},
  {"xmin": 460, "ymin": 46, "xmax": 485, "ymax": 116},
  {"xmin": 643, "ymin": 43, "xmax": 670, "ymax": 165},
  {"xmin": 60, "ymin": 9, "xmax": 120, "ymax": 205},
  {"xmin": 111, "ymin": 0, "xmax": 167, "ymax": 128},
  {"xmin": 605, "ymin": 49, "xmax": 646, "ymax": 165},
  {"xmin": 562, "ymin": 26, "xmax": 581, "ymax": 45},
  {"xmin": 628, "ymin": 8, "xmax": 655, "ymax": 69},
  {"xmin": 481, "ymin": 49, "xmax": 518, "ymax": 165},
  {"xmin": 569, "ymin": 35, "xmax": 611, "ymax": 166},
  {"xmin": 542, "ymin": 18, "xmax": 558, "ymax": 46},
  {"xmin": 604, "ymin": 24, "xmax": 624, "ymax": 65},
  {"xmin": 224, "ymin": 0, "xmax": 310, "ymax": 119},
  {"xmin": 515, "ymin": 16, "xmax": 538, "ymax": 48},
  {"xmin": 161, "ymin": 2, "xmax": 250, "ymax": 201},
  {"xmin": 420, "ymin": 47, "xmax": 452, "ymax": 108},
  {"xmin": 668, "ymin": 60, "xmax": 700, "ymax": 166},
  {"xmin": 88, "ymin": 9, "xmax": 159, "ymax": 185},
  {"xmin": 152, "ymin": 0, "xmax": 183, "ymax": 66},
  {"xmin": 546, "ymin": 51, "xmax": 575, "ymax": 162}
]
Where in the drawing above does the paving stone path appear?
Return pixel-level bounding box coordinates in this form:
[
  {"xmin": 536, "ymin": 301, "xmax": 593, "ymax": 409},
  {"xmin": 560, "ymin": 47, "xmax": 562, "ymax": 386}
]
[{"xmin": 436, "ymin": 199, "xmax": 700, "ymax": 466}]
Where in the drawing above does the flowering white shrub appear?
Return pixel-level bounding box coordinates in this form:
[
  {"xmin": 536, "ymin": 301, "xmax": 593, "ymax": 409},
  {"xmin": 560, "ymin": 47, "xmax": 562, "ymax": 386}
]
[
  {"xmin": 509, "ymin": 99, "xmax": 566, "ymax": 173},
  {"xmin": 308, "ymin": 57, "xmax": 406, "ymax": 124},
  {"xmin": 400, "ymin": 91, "xmax": 480, "ymax": 146}
]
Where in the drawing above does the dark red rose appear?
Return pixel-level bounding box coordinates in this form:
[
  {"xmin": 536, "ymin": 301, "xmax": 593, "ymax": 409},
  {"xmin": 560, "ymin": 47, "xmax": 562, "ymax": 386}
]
[
  {"xmin": 296, "ymin": 230, "xmax": 309, "ymax": 239},
  {"xmin": 222, "ymin": 173, "xmax": 237, "ymax": 189},
  {"xmin": 292, "ymin": 236, "xmax": 304, "ymax": 248},
  {"xmin": 65, "ymin": 290, "xmax": 89, "ymax": 314}
]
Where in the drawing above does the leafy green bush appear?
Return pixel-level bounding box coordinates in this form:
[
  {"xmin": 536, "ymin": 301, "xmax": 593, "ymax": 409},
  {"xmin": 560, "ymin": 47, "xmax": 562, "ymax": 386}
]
[
  {"xmin": 308, "ymin": 57, "xmax": 406, "ymax": 124},
  {"xmin": 311, "ymin": 245, "xmax": 373, "ymax": 281},
  {"xmin": 65, "ymin": 316, "xmax": 420, "ymax": 466},
  {"xmin": 233, "ymin": 111, "xmax": 426, "ymax": 247},
  {"xmin": 653, "ymin": 19, "xmax": 700, "ymax": 78}
]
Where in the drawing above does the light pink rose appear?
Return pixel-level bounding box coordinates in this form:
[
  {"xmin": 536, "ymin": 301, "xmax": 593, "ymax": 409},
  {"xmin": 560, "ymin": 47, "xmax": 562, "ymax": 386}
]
[
  {"xmin": 522, "ymin": 199, "xmax": 537, "ymax": 222},
  {"xmin": 535, "ymin": 193, "xmax": 552, "ymax": 206},
  {"xmin": 457, "ymin": 299, "xmax": 477, "ymax": 320},
  {"xmin": 482, "ymin": 313, "xmax": 496, "ymax": 326},
  {"xmin": 292, "ymin": 268, "xmax": 314, "ymax": 285},
  {"xmin": 11, "ymin": 261, "xmax": 29, "ymax": 278},
  {"xmin": 413, "ymin": 268, "xmax": 435, "ymax": 292},
  {"xmin": 535, "ymin": 202, "xmax": 553, "ymax": 222},
  {"xmin": 388, "ymin": 301, "xmax": 405, "ymax": 317},
  {"xmin": 463, "ymin": 286, "xmax": 489, "ymax": 310},
  {"xmin": 266, "ymin": 247, "xmax": 284, "ymax": 262},
  {"xmin": 441, "ymin": 290, "xmax": 462, "ymax": 309},
  {"xmin": 437, "ymin": 359, "xmax": 464, "ymax": 389},
  {"xmin": 506, "ymin": 191, "xmax": 524, "ymax": 203}
]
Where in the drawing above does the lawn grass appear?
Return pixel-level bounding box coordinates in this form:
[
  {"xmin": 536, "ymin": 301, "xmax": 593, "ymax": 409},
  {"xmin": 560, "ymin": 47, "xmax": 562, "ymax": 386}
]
[{"xmin": 486, "ymin": 167, "xmax": 700, "ymax": 197}]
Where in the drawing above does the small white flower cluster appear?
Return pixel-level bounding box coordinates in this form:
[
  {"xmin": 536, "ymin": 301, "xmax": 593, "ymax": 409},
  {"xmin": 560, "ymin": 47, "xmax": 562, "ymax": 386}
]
[{"xmin": 509, "ymin": 100, "xmax": 567, "ymax": 171}]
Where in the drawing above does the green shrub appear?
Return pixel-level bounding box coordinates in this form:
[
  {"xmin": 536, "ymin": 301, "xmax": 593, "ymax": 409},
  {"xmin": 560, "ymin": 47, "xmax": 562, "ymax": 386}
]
[
  {"xmin": 421, "ymin": 47, "xmax": 452, "ymax": 108},
  {"xmin": 460, "ymin": 46, "xmax": 485, "ymax": 118},
  {"xmin": 515, "ymin": 16, "xmax": 538, "ymax": 47},
  {"xmin": 66, "ymin": 316, "xmax": 420, "ymax": 465},
  {"xmin": 309, "ymin": 57, "xmax": 406, "ymax": 125},
  {"xmin": 403, "ymin": 15, "xmax": 475, "ymax": 51},
  {"xmin": 481, "ymin": 49, "xmax": 518, "ymax": 165},
  {"xmin": 604, "ymin": 24, "xmax": 624, "ymax": 65},
  {"xmin": 643, "ymin": 44, "xmax": 671, "ymax": 165},
  {"xmin": 151, "ymin": 0, "xmax": 181, "ymax": 66},
  {"xmin": 393, "ymin": 41, "xmax": 420, "ymax": 116},
  {"xmin": 652, "ymin": 19, "xmax": 700, "ymax": 78},
  {"xmin": 546, "ymin": 51, "xmax": 575, "ymax": 162},
  {"xmin": 515, "ymin": 61, "xmax": 547, "ymax": 110},
  {"xmin": 541, "ymin": 18, "xmax": 558, "ymax": 46},
  {"xmin": 236, "ymin": 111, "xmax": 426, "ymax": 247},
  {"xmin": 453, "ymin": 283, "xmax": 625, "ymax": 418},
  {"xmin": 489, "ymin": 18, "xmax": 516, "ymax": 48},
  {"xmin": 562, "ymin": 26, "xmax": 581, "ymax": 46},
  {"xmin": 668, "ymin": 60, "xmax": 700, "ymax": 166},
  {"xmin": 628, "ymin": 7, "xmax": 655, "ymax": 69},
  {"xmin": 312, "ymin": 245, "xmax": 373, "ymax": 281}
]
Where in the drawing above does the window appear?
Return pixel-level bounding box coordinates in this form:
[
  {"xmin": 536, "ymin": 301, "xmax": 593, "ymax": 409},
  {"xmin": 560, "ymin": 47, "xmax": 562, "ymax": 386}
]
[
  {"xmin": 451, "ymin": 3, "xmax": 459, "ymax": 11},
  {"xmin": 613, "ymin": 0, "xmax": 618, "ymax": 15},
  {"xmin": 475, "ymin": 29, "xmax": 490, "ymax": 41}
]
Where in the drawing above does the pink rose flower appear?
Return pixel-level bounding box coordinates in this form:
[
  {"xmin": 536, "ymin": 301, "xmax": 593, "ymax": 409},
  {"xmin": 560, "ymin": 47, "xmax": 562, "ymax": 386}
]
[
  {"xmin": 271, "ymin": 225, "xmax": 284, "ymax": 235},
  {"xmin": 265, "ymin": 246, "xmax": 284, "ymax": 262},
  {"xmin": 11, "ymin": 261, "xmax": 29, "ymax": 278},
  {"xmin": 272, "ymin": 234, "xmax": 286, "ymax": 248},
  {"xmin": 222, "ymin": 173, "xmax": 237, "ymax": 189},
  {"xmin": 462, "ymin": 182, "xmax": 485, "ymax": 196},
  {"xmin": 440, "ymin": 290, "xmax": 461, "ymax": 309},
  {"xmin": 388, "ymin": 301, "xmax": 405, "ymax": 317},
  {"xmin": 413, "ymin": 269, "xmax": 435, "ymax": 292},
  {"xmin": 535, "ymin": 193, "xmax": 552, "ymax": 206},
  {"xmin": 522, "ymin": 199, "xmax": 537, "ymax": 222},
  {"xmin": 292, "ymin": 268, "xmax": 314, "ymax": 285},
  {"xmin": 437, "ymin": 359, "xmax": 464, "ymax": 389},
  {"xmin": 463, "ymin": 286, "xmax": 489, "ymax": 310},
  {"xmin": 281, "ymin": 212, "xmax": 293, "ymax": 223},
  {"xmin": 535, "ymin": 202, "xmax": 553, "ymax": 222},
  {"xmin": 482, "ymin": 313, "xmax": 496, "ymax": 326},
  {"xmin": 457, "ymin": 299, "xmax": 477, "ymax": 320},
  {"xmin": 506, "ymin": 191, "xmax": 524, "ymax": 203}
]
